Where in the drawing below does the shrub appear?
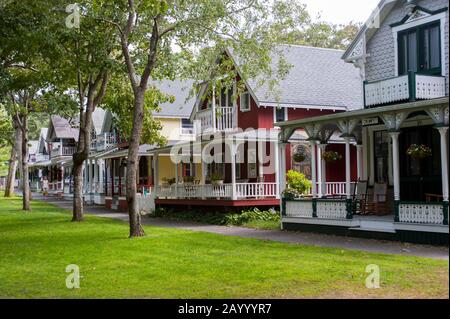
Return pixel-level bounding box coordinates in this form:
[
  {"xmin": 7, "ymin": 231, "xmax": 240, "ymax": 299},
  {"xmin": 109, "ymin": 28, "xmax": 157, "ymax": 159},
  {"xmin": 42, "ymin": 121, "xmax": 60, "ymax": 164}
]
[
  {"xmin": 286, "ymin": 170, "xmax": 311, "ymax": 195},
  {"xmin": 223, "ymin": 208, "xmax": 280, "ymax": 226}
]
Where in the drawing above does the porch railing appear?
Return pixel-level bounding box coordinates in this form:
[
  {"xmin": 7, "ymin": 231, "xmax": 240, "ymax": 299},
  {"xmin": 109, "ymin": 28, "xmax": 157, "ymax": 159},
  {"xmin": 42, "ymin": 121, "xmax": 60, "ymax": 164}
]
[
  {"xmin": 92, "ymin": 132, "xmax": 118, "ymax": 151},
  {"xmin": 283, "ymin": 198, "xmax": 351, "ymax": 220},
  {"xmin": 309, "ymin": 182, "xmax": 356, "ymax": 196},
  {"xmin": 364, "ymin": 72, "xmax": 446, "ymax": 107},
  {"xmin": 155, "ymin": 182, "xmax": 277, "ymax": 199},
  {"xmin": 51, "ymin": 146, "xmax": 76, "ymax": 158},
  {"xmin": 194, "ymin": 107, "xmax": 236, "ymax": 132},
  {"xmin": 397, "ymin": 201, "xmax": 448, "ymax": 225}
]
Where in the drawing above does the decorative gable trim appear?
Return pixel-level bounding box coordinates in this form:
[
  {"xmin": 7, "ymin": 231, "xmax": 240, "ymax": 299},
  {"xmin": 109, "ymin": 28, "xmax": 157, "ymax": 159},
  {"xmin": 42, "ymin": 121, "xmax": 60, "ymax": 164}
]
[{"xmin": 390, "ymin": 6, "xmax": 448, "ymax": 27}]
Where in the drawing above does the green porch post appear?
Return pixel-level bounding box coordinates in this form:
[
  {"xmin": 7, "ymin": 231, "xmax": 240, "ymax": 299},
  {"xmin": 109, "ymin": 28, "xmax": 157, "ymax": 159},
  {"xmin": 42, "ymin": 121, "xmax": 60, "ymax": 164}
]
[
  {"xmin": 394, "ymin": 200, "xmax": 400, "ymax": 222},
  {"xmin": 408, "ymin": 71, "xmax": 416, "ymax": 102},
  {"xmin": 443, "ymin": 201, "xmax": 448, "ymax": 226},
  {"xmin": 346, "ymin": 198, "xmax": 353, "ymax": 219},
  {"xmin": 312, "ymin": 198, "xmax": 317, "ymax": 218},
  {"xmin": 281, "ymin": 197, "xmax": 286, "ymax": 217}
]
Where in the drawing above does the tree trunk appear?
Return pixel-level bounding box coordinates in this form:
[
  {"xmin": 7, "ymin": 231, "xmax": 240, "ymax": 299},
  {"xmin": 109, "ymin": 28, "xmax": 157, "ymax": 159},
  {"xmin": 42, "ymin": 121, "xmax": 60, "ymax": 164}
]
[
  {"xmin": 127, "ymin": 93, "xmax": 145, "ymax": 238},
  {"xmin": 72, "ymin": 161, "xmax": 84, "ymax": 221},
  {"xmin": 21, "ymin": 113, "xmax": 30, "ymax": 211},
  {"xmin": 4, "ymin": 125, "xmax": 22, "ymax": 197}
]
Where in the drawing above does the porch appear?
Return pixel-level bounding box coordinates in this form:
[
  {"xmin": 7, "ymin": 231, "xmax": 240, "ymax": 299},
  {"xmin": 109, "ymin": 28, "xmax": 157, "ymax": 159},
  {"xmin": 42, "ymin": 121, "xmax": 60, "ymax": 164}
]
[{"xmin": 277, "ymin": 97, "xmax": 449, "ymax": 243}]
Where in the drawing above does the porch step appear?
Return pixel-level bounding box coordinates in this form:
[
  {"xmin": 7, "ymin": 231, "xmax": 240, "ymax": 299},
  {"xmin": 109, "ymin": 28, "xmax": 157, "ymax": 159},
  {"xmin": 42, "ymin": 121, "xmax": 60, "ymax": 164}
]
[
  {"xmin": 350, "ymin": 218, "xmax": 397, "ymax": 233},
  {"xmin": 349, "ymin": 227, "xmax": 397, "ymax": 233}
]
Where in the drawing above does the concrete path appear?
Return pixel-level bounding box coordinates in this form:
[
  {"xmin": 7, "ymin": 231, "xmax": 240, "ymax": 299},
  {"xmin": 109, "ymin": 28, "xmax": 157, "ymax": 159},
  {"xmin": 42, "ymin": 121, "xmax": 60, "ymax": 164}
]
[{"xmin": 34, "ymin": 194, "xmax": 449, "ymax": 260}]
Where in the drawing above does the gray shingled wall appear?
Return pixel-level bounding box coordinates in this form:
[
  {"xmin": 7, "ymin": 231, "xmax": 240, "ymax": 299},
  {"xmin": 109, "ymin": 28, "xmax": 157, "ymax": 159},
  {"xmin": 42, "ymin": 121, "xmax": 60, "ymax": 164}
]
[{"xmin": 366, "ymin": 0, "xmax": 448, "ymax": 94}]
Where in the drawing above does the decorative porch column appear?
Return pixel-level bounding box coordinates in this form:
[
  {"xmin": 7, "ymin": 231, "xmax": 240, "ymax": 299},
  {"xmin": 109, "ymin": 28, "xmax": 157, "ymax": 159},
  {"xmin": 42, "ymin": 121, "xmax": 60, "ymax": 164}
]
[
  {"xmin": 356, "ymin": 143, "xmax": 363, "ymax": 180},
  {"xmin": 212, "ymin": 84, "xmax": 216, "ymax": 132},
  {"xmin": 174, "ymin": 162, "xmax": 179, "ymax": 198},
  {"xmin": 98, "ymin": 159, "xmax": 104, "ymax": 193},
  {"xmin": 88, "ymin": 159, "xmax": 93, "ymax": 194},
  {"xmin": 274, "ymin": 140, "xmax": 280, "ymax": 199},
  {"xmin": 317, "ymin": 144, "xmax": 326, "ymax": 198},
  {"xmin": 389, "ymin": 131, "xmax": 401, "ymax": 221},
  {"xmin": 309, "ymin": 140, "xmax": 317, "ymax": 198},
  {"xmin": 93, "ymin": 159, "xmax": 98, "ymax": 194},
  {"xmin": 231, "ymin": 138, "xmax": 237, "ymax": 200},
  {"xmin": 153, "ymin": 155, "xmax": 159, "ymax": 186},
  {"xmin": 344, "ymin": 137, "xmax": 351, "ymax": 200},
  {"xmin": 279, "ymin": 142, "xmax": 287, "ymax": 197},
  {"xmin": 437, "ymin": 126, "xmax": 449, "ymax": 225},
  {"xmin": 258, "ymin": 141, "xmax": 264, "ymax": 181}
]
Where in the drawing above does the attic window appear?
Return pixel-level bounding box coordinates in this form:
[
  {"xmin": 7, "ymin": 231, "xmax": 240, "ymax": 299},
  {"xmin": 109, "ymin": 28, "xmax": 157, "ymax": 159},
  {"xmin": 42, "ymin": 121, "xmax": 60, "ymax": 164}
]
[{"xmin": 240, "ymin": 92, "xmax": 250, "ymax": 112}]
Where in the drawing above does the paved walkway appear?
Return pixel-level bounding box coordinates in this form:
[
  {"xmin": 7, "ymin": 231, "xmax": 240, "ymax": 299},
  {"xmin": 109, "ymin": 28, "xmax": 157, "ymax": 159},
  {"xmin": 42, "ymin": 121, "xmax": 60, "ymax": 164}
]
[{"xmin": 34, "ymin": 194, "xmax": 449, "ymax": 260}]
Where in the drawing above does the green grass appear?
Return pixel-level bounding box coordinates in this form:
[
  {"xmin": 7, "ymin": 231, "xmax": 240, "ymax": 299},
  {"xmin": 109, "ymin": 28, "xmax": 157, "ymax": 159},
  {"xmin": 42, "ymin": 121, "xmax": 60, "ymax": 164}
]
[
  {"xmin": 0, "ymin": 197, "xmax": 448, "ymax": 299},
  {"xmin": 241, "ymin": 219, "xmax": 280, "ymax": 230}
]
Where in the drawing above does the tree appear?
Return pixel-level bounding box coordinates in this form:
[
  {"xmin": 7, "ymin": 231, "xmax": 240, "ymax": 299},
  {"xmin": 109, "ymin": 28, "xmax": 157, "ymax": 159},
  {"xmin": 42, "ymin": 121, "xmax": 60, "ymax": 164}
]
[
  {"xmin": 94, "ymin": 0, "xmax": 309, "ymax": 237},
  {"xmin": 0, "ymin": 0, "xmax": 78, "ymax": 207},
  {"xmin": 48, "ymin": 1, "xmax": 118, "ymax": 222},
  {"xmin": 288, "ymin": 19, "xmax": 361, "ymax": 50}
]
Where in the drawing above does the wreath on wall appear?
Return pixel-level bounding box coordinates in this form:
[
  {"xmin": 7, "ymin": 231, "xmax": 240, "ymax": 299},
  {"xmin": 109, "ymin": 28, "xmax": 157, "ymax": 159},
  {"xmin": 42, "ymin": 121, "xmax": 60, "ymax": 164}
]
[{"xmin": 407, "ymin": 144, "xmax": 432, "ymax": 159}]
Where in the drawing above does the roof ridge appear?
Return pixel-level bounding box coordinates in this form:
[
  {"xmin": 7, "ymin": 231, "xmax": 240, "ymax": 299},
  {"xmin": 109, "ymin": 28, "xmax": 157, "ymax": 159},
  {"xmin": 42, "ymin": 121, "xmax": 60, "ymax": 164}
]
[{"xmin": 279, "ymin": 43, "xmax": 345, "ymax": 52}]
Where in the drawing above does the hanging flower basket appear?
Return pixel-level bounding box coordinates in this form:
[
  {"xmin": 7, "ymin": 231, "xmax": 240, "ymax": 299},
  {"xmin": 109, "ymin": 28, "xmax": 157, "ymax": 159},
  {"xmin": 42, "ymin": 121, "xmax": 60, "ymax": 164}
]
[
  {"xmin": 322, "ymin": 151, "xmax": 342, "ymax": 163},
  {"xmin": 293, "ymin": 153, "xmax": 306, "ymax": 163},
  {"xmin": 407, "ymin": 144, "xmax": 432, "ymax": 159}
]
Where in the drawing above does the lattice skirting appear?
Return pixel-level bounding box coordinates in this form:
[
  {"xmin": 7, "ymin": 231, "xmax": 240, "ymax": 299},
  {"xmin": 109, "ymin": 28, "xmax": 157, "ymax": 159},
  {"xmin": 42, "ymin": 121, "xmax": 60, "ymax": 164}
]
[
  {"xmin": 316, "ymin": 201, "xmax": 347, "ymax": 219},
  {"xmin": 399, "ymin": 203, "xmax": 444, "ymax": 224},
  {"xmin": 285, "ymin": 201, "xmax": 313, "ymax": 218}
]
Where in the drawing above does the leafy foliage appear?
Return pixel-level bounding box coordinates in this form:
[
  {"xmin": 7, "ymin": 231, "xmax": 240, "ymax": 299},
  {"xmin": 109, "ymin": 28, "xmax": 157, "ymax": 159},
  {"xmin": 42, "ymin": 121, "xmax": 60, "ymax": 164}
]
[
  {"xmin": 151, "ymin": 207, "xmax": 280, "ymax": 227},
  {"xmin": 286, "ymin": 170, "xmax": 312, "ymax": 195}
]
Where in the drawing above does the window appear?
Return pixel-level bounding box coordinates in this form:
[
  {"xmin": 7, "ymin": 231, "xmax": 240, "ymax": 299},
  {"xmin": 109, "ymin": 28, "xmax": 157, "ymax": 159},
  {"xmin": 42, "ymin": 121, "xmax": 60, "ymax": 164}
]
[
  {"xmin": 220, "ymin": 87, "xmax": 234, "ymax": 107},
  {"xmin": 240, "ymin": 92, "xmax": 251, "ymax": 112},
  {"xmin": 275, "ymin": 107, "xmax": 287, "ymax": 123},
  {"xmin": 374, "ymin": 131, "xmax": 390, "ymax": 183},
  {"xmin": 181, "ymin": 118, "xmax": 195, "ymax": 135},
  {"xmin": 292, "ymin": 144, "xmax": 311, "ymax": 180},
  {"xmin": 182, "ymin": 163, "xmax": 195, "ymax": 177},
  {"xmin": 398, "ymin": 22, "xmax": 441, "ymax": 75}
]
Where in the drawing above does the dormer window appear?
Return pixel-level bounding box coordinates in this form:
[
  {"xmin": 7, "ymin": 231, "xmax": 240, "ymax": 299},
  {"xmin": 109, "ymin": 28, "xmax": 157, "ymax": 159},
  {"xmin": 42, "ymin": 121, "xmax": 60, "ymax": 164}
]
[{"xmin": 398, "ymin": 22, "xmax": 441, "ymax": 75}]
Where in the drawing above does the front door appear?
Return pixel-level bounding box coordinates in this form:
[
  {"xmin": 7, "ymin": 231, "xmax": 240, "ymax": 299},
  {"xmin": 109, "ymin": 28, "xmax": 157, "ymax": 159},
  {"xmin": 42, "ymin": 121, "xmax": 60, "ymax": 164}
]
[{"xmin": 399, "ymin": 125, "xmax": 442, "ymax": 201}]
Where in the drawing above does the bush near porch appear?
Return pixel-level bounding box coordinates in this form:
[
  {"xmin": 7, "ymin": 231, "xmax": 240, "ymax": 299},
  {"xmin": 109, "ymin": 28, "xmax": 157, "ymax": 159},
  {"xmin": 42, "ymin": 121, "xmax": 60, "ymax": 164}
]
[
  {"xmin": 0, "ymin": 197, "xmax": 448, "ymax": 298},
  {"xmin": 152, "ymin": 207, "xmax": 281, "ymax": 230}
]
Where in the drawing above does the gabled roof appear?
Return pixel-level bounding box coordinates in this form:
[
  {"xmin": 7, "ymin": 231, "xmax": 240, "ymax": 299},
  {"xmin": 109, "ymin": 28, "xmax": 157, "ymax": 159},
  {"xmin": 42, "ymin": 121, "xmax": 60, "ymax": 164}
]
[
  {"xmin": 28, "ymin": 140, "xmax": 38, "ymax": 155},
  {"xmin": 342, "ymin": 0, "xmax": 398, "ymax": 61},
  {"xmin": 150, "ymin": 79, "xmax": 196, "ymax": 118},
  {"xmin": 47, "ymin": 115, "xmax": 79, "ymax": 141},
  {"xmin": 243, "ymin": 45, "xmax": 363, "ymax": 111},
  {"xmin": 92, "ymin": 108, "xmax": 107, "ymax": 135}
]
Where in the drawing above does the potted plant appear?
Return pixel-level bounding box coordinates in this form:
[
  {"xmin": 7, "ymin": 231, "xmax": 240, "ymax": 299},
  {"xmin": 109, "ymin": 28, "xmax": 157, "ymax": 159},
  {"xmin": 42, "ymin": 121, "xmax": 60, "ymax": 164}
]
[
  {"xmin": 293, "ymin": 152, "xmax": 306, "ymax": 163},
  {"xmin": 407, "ymin": 144, "xmax": 432, "ymax": 159},
  {"xmin": 162, "ymin": 177, "xmax": 176, "ymax": 187},
  {"xmin": 210, "ymin": 173, "xmax": 224, "ymax": 186},
  {"xmin": 322, "ymin": 150, "xmax": 343, "ymax": 163},
  {"xmin": 183, "ymin": 175, "xmax": 195, "ymax": 185}
]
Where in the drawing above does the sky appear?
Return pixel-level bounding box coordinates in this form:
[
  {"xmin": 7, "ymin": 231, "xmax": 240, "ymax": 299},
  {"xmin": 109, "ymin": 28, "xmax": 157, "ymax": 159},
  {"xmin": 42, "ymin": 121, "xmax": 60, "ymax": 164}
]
[{"xmin": 301, "ymin": 0, "xmax": 381, "ymax": 25}]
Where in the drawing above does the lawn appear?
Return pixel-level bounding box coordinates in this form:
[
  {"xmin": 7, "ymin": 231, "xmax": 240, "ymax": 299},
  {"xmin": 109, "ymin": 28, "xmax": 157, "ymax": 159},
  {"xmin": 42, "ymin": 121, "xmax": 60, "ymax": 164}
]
[{"xmin": 0, "ymin": 197, "xmax": 448, "ymax": 298}]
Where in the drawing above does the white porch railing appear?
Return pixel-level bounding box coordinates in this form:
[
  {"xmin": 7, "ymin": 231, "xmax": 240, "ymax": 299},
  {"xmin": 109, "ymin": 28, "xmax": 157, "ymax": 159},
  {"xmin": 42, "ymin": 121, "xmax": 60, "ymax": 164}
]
[
  {"xmin": 49, "ymin": 181, "xmax": 63, "ymax": 192},
  {"xmin": 194, "ymin": 107, "xmax": 236, "ymax": 132},
  {"xmin": 398, "ymin": 203, "xmax": 445, "ymax": 225},
  {"xmin": 236, "ymin": 183, "xmax": 277, "ymax": 198},
  {"xmin": 51, "ymin": 146, "xmax": 76, "ymax": 158},
  {"xmin": 309, "ymin": 182, "xmax": 356, "ymax": 196},
  {"xmin": 364, "ymin": 73, "xmax": 446, "ymax": 107},
  {"xmin": 156, "ymin": 182, "xmax": 277, "ymax": 200},
  {"xmin": 93, "ymin": 133, "xmax": 118, "ymax": 151}
]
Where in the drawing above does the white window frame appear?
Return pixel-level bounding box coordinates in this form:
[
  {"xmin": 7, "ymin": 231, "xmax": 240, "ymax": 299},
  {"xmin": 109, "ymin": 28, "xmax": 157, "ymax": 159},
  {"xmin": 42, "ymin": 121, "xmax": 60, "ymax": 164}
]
[
  {"xmin": 240, "ymin": 92, "xmax": 251, "ymax": 112},
  {"xmin": 392, "ymin": 11, "xmax": 447, "ymax": 77},
  {"xmin": 180, "ymin": 118, "xmax": 195, "ymax": 135},
  {"xmin": 273, "ymin": 107, "xmax": 288, "ymax": 127}
]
